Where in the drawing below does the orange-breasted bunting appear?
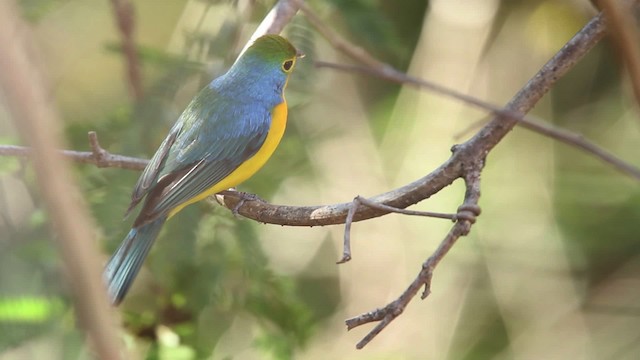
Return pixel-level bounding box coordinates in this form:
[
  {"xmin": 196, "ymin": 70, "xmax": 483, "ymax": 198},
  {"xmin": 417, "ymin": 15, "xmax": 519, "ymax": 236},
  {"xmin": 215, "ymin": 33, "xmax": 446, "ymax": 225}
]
[{"xmin": 104, "ymin": 35, "xmax": 301, "ymax": 305}]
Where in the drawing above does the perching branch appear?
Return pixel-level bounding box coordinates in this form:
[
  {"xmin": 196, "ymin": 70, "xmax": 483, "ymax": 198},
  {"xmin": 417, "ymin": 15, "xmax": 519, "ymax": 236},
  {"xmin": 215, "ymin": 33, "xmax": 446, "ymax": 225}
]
[
  {"xmin": 0, "ymin": 9, "xmax": 630, "ymax": 227},
  {"xmin": 300, "ymin": 4, "xmax": 622, "ymax": 348}
]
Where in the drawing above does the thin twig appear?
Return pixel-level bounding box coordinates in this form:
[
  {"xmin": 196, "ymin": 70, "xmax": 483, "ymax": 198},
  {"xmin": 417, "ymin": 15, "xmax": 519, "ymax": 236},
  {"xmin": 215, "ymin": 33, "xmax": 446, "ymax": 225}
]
[
  {"xmin": 304, "ymin": 4, "xmax": 615, "ymax": 349},
  {"xmin": 516, "ymin": 116, "xmax": 640, "ymax": 176},
  {"xmin": 336, "ymin": 194, "xmax": 463, "ymax": 265},
  {"xmin": 0, "ymin": 8, "xmax": 618, "ymax": 232},
  {"xmin": 109, "ymin": 0, "xmax": 143, "ymax": 101},
  {"xmin": 299, "ymin": 2, "xmax": 386, "ymax": 70},
  {"xmin": 0, "ymin": 2, "xmax": 124, "ymax": 359},
  {"xmin": 303, "ymin": 2, "xmax": 640, "ymax": 180},
  {"xmin": 0, "ymin": 142, "xmax": 148, "ymax": 170},
  {"xmin": 316, "ymin": 60, "xmax": 640, "ymax": 181},
  {"xmin": 338, "ymin": 197, "xmax": 359, "ymax": 264},
  {"xmin": 355, "ymin": 196, "xmax": 456, "ymax": 220},
  {"xmin": 453, "ymin": 115, "xmax": 492, "ymax": 141}
]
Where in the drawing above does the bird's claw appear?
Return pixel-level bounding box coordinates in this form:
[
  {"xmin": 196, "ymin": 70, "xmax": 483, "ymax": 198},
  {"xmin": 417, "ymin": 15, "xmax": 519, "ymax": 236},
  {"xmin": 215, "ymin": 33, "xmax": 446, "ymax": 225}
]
[{"xmin": 230, "ymin": 191, "xmax": 263, "ymax": 217}]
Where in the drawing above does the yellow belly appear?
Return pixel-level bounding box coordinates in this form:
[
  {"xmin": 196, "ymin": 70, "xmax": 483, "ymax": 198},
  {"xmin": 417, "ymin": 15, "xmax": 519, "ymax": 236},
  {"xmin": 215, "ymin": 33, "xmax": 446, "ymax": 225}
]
[{"xmin": 168, "ymin": 101, "xmax": 288, "ymax": 217}]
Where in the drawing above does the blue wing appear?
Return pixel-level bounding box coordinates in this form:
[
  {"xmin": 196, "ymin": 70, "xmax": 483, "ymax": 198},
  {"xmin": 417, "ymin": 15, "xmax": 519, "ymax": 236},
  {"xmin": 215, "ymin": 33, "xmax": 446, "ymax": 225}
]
[
  {"xmin": 126, "ymin": 121, "xmax": 183, "ymax": 216},
  {"xmin": 129, "ymin": 86, "xmax": 272, "ymax": 226}
]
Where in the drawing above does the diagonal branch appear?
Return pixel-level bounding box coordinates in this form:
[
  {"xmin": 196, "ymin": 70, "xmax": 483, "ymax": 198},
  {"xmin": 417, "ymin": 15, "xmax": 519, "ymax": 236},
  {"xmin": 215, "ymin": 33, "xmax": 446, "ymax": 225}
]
[
  {"xmin": 304, "ymin": 2, "xmax": 640, "ymax": 180},
  {"xmin": 299, "ymin": 3, "xmax": 623, "ymax": 349},
  {"xmin": 0, "ymin": 8, "xmax": 627, "ymax": 229},
  {"xmin": 315, "ymin": 60, "xmax": 640, "ymax": 180},
  {"xmin": 221, "ymin": 10, "xmax": 620, "ymax": 226}
]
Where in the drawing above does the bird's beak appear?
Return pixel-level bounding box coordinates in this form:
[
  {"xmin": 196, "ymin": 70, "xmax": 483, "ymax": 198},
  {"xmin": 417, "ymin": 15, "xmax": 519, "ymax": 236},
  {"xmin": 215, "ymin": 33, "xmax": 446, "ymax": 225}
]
[{"xmin": 296, "ymin": 49, "xmax": 306, "ymax": 59}]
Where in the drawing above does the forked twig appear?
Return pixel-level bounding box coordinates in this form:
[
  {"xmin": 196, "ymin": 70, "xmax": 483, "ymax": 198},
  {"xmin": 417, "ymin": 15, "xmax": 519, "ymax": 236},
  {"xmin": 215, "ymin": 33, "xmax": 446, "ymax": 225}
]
[
  {"xmin": 301, "ymin": 2, "xmax": 622, "ymax": 349},
  {"xmin": 338, "ymin": 196, "xmax": 458, "ymax": 264},
  {"xmin": 345, "ymin": 166, "xmax": 482, "ymax": 349}
]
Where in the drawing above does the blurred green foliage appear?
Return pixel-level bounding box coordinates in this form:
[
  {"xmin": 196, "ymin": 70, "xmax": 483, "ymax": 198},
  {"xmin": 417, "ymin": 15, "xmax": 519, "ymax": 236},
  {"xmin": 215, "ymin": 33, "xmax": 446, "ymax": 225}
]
[{"xmin": 19, "ymin": 0, "xmax": 71, "ymax": 22}]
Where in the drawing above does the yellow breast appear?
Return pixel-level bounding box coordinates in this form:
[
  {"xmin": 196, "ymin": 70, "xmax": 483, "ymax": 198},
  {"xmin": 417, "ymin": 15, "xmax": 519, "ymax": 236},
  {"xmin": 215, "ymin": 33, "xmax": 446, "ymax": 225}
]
[
  {"xmin": 209, "ymin": 100, "xmax": 288, "ymax": 192},
  {"xmin": 168, "ymin": 101, "xmax": 288, "ymax": 217}
]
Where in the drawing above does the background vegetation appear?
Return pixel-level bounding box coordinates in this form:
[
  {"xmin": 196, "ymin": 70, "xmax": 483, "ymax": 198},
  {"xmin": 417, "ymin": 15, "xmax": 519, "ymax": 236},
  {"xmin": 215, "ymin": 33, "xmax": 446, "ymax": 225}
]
[{"xmin": 1, "ymin": 0, "xmax": 639, "ymax": 359}]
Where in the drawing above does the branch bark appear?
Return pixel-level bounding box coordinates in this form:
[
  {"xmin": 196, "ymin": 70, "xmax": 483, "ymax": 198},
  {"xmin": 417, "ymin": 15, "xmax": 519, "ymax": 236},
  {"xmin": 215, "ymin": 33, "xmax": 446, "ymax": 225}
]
[
  {"xmin": 299, "ymin": 4, "xmax": 615, "ymax": 348},
  {"xmin": 0, "ymin": 10, "xmax": 624, "ymax": 228}
]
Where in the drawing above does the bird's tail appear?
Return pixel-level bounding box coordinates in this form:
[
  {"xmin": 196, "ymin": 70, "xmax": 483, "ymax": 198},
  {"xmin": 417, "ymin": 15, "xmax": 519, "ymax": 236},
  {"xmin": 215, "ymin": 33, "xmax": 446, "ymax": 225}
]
[{"xmin": 103, "ymin": 216, "xmax": 167, "ymax": 305}]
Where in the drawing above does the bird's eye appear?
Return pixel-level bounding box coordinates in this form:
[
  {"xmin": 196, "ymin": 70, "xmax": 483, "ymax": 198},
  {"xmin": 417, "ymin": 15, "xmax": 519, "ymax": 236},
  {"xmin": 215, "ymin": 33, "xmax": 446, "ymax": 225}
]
[{"xmin": 282, "ymin": 59, "xmax": 294, "ymax": 72}]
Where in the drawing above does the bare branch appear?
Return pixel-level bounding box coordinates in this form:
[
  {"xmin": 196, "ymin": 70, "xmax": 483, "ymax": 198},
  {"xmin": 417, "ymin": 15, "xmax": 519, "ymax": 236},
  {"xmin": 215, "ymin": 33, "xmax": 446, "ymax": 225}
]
[
  {"xmin": 337, "ymin": 195, "xmax": 458, "ymax": 264},
  {"xmin": 346, "ymin": 167, "xmax": 483, "ymax": 349},
  {"xmin": 315, "ymin": 61, "xmax": 640, "ymax": 180},
  {"xmin": 304, "ymin": 3, "xmax": 640, "ymax": 180},
  {"xmin": 0, "ymin": 141, "xmax": 148, "ymax": 170},
  {"xmin": 355, "ymin": 196, "xmax": 457, "ymax": 221},
  {"xmin": 338, "ymin": 197, "xmax": 359, "ymax": 264},
  {"xmin": 516, "ymin": 116, "xmax": 640, "ymax": 176},
  {"xmin": 224, "ymin": 11, "xmax": 618, "ymax": 226},
  {"xmin": 0, "ymin": 2, "xmax": 123, "ymax": 359},
  {"xmin": 0, "ymin": 9, "xmax": 619, "ymax": 230},
  {"xmin": 302, "ymin": 3, "xmax": 620, "ymax": 348},
  {"xmin": 219, "ymin": 159, "xmax": 461, "ymax": 226}
]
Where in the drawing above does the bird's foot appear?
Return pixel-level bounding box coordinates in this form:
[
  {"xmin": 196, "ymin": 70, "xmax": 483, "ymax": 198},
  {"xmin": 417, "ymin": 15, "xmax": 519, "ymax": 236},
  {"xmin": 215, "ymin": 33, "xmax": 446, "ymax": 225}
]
[{"xmin": 229, "ymin": 190, "xmax": 263, "ymax": 217}]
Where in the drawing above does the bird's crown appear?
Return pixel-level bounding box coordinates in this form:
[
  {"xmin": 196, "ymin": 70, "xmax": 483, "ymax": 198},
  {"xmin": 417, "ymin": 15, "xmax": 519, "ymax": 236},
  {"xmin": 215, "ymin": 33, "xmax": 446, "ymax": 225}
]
[{"xmin": 241, "ymin": 35, "xmax": 300, "ymax": 73}]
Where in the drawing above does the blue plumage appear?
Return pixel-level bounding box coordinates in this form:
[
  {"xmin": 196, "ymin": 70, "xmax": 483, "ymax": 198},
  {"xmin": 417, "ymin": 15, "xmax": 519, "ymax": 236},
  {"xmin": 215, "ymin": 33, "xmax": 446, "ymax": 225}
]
[
  {"xmin": 104, "ymin": 216, "xmax": 166, "ymax": 304},
  {"xmin": 103, "ymin": 35, "xmax": 299, "ymax": 305}
]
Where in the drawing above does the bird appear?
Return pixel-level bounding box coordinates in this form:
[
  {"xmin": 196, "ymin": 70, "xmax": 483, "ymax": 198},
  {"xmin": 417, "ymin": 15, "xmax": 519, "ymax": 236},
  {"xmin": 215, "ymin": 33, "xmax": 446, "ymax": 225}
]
[{"xmin": 103, "ymin": 34, "xmax": 301, "ymax": 305}]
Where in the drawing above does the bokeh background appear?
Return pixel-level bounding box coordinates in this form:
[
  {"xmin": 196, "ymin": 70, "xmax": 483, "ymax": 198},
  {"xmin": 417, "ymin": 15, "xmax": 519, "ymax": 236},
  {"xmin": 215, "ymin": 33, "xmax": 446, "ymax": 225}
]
[{"xmin": 1, "ymin": 0, "xmax": 640, "ymax": 359}]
